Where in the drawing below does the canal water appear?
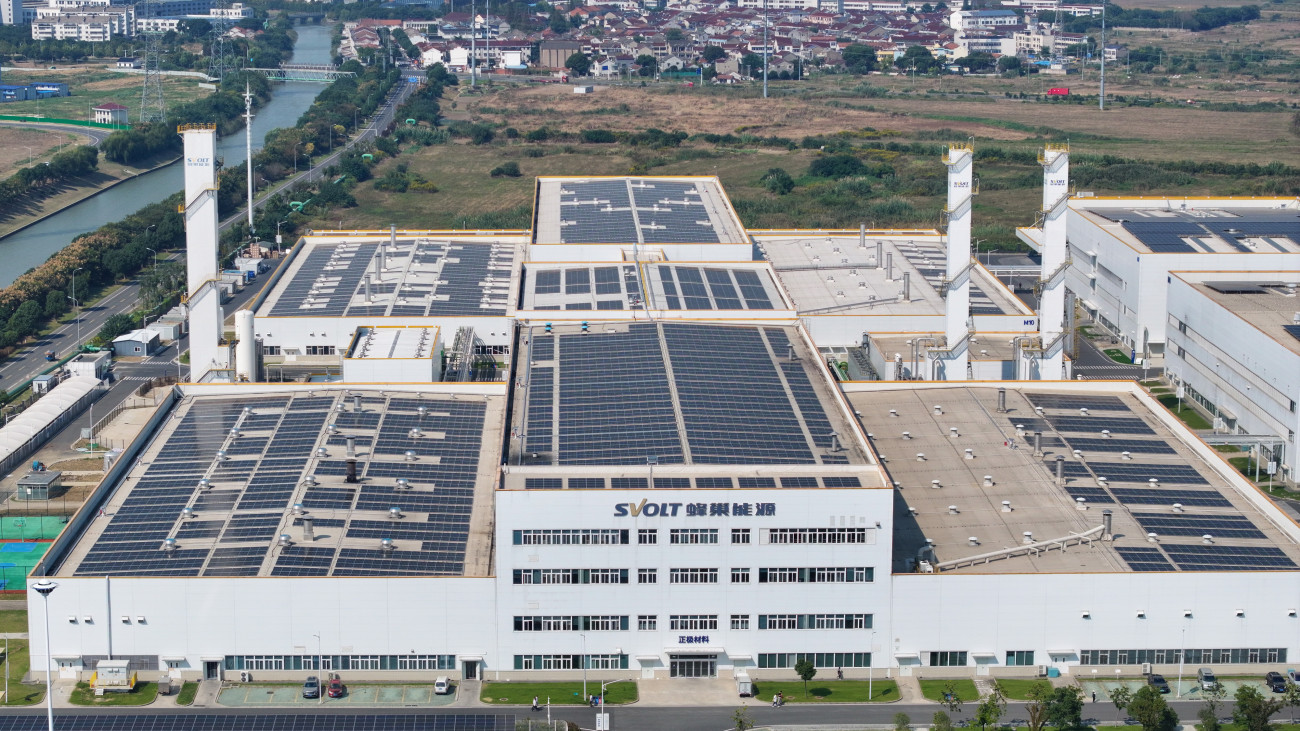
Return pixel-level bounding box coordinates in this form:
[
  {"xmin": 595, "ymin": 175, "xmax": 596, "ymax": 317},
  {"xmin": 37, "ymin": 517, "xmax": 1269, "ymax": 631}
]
[{"xmin": 0, "ymin": 23, "xmax": 334, "ymax": 286}]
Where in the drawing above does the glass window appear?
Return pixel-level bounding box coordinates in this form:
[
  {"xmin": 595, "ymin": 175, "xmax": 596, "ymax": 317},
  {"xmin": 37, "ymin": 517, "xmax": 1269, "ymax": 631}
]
[
  {"xmin": 638, "ymin": 568, "xmax": 657, "ymax": 584},
  {"xmin": 731, "ymin": 568, "xmax": 750, "ymax": 583},
  {"xmin": 731, "ymin": 528, "xmax": 751, "ymax": 544},
  {"xmin": 730, "ymin": 614, "xmax": 750, "ymax": 630},
  {"xmin": 638, "ymin": 615, "xmax": 657, "ymax": 631}
]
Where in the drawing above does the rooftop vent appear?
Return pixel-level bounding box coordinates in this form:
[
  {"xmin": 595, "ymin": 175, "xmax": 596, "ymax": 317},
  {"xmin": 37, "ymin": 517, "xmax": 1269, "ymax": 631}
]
[
  {"xmin": 968, "ymin": 536, "xmax": 979, "ymax": 546},
  {"xmin": 229, "ymin": 427, "xmax": 240, "ymax": 438},
  {"xmin": 964, "ymin": 448, "xmax": 974, "ymax": 460},
  {"xmin": 278, "ymin": 533, "xmax": 292, "ymax": 547},
  {"xmin": 931, "ymin": 479, "xmax": 942, "ymax": 489},
  {"xmin": 948, "ymin": 505, "xmax": 959, "ymax": 515},
  {"xmin": 198, "ymin": 478, "xmax": 211, "ymax": 490},
  {"xmin": 1101, "ymin": 429, "xmax": 1111, "ymax": 438},
  {"xmin": 1147, "ymin": 532, "xmax": 1159, "ymax": 543},
  {"xmin": 889, "ymin": 409, "xmax": 898, "ymax": 418},
  {"xmin": 404, "ymin": 450, "xmax": 417, "ymax": 462},
  {"xmin": 1172, "ymin": 503, "xmax": 1184, "ymax": 513},
  {"xmin": 902, "ymin": 431, "xmax": 912, "ymax": 440},
  {"xmin": 380, "ymin": 538, "xmax": 396, "ymax": 552},
  {"xmin": 181, "ymin": 507, "xmax": 195, "ymax": 520},
  {"xmin": 302, "ymin": 475, "xmax": 317, "ymax": 487},
  {"xmin": 1121, "ymin": 451, "xmax": 1132, "ymax": 460},
  {"xmin": 1023, "ymin": 532, "xmax": 1034, "ymax": 544},
  {"xmin": 163, "ymin": 538, "xmax": 178, "ymax": 553},
  {"xmin": 1000, "ymin": 499, "xmax": 1011, "ymax": 512},
  {"xmin": 985, "ymin": 476, "xmax": 995, "ymax": 487},
  {"xmin": 292, "ymin": 503, "xmax": 306, "ymax": 516},
  {"xmin": 215, "ymin": 450, "xmax": 227, "ymax": 462},
  {"xmin": 315, "ymin": 447, "xmax": 328, "ymax": 458},
  {"xmin": 949, "ymin": 427, "xmax": 959, "ymax": 438},
  {"xmin": 388, "ymin": 507, "xmax": 404, "ymax": 520},
  {"xmin": 396, "ymin": 477, "xmax": 411, "ymax": 489},
  {"xmin": 933, "ymin": 405, "xmax": 943, "ymax": 415},
  {"xmin": 916, "ymin": 453, "xmax": 926, "ymax": 462},
  {"xmin": 1202, "ymin": 534, "xmax": 1214, "ymax": 544}
]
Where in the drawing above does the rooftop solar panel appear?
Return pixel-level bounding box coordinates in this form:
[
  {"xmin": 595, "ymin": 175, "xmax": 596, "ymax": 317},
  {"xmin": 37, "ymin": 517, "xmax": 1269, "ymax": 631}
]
[{"xmin": 1162, "ymin": 543, "xmax": 1297, "ymax": 571}]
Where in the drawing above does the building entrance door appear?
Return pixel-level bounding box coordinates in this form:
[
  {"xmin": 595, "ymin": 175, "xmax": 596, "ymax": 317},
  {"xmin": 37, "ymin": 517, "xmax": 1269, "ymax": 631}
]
[
  {"xmin": 204, "ymin": 661, "xmax": 220, "ymax": 680},
  {"xmin": 669, "ymin": 655, "xmax": 716, "ymax": 678}
]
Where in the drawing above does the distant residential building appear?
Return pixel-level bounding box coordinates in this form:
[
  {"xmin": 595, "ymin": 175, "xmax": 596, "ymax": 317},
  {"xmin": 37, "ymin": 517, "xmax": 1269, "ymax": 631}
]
[
  {"xmin": 949, "ymin": 9, "xmax": 1020, "ymax": 30},
  {"xmin": 116, "ymin": 56, "xmax": 138, "ymax": 68},
  {"xmin": 0, "ymin": 0, "xmax": 21, "ymax": 25},
  {"xmin": 136, "ymin": 15, "xmax": 181, "ymax": 32},
  {"xmin": 93, "ymin": 102, "xmax": 128, "ymax": 125},
  {"xmin": 538, "ymin": 39, "xmax": 583, "ymax": 69}
]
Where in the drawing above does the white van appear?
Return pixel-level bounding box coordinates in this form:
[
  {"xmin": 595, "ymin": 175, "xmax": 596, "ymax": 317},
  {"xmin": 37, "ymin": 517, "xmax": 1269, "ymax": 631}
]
[{"xmin": 434, "ymin": 677, "xmax": 451, "ymax": 695}]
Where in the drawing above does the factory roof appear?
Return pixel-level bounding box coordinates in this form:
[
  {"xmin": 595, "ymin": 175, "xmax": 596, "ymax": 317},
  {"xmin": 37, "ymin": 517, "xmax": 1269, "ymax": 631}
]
[
  {"xmin": 346, "ymin": 326, "xmax": 439, "ymax": 360},
  {"xmin": 254, "ymin": 234, "xmax": 524, "ymax": 319},
  {"xmin": 846, "ymin": 383, "xmax": 1300, "ymax": 575},
  {"xmin": 1074, "ymin": 202, "xmax": 1300, "ymax": 255},
  {"xmin": 531, "ymin": 177, "xmax": 748, "ymax": 246},
  {"xmin": 504, "ymin": 321, "xmax": 878, "ymax": 488},
  {"xmin": 755, "ymin": 233, "xmax": 1028, "ymax": 317},
  {"xmin": 1177, "ymin": 274, "xmax": 1300, "ymax": 358},
  {"xmin": 518, "ymin": 261, "xmax": 790, "ymax": 313},
  {"xmin": 54, "ymin": 386, "xmax": 505, "ymax": 578}
]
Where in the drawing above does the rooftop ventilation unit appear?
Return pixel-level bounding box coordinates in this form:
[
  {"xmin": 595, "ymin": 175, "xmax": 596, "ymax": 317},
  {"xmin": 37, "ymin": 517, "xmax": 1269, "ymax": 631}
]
[
  {"xmin": 198, "ymin": 478, "xmax": 211, "ymax": 490},
  {"xmin": 388, "ymin": 507, "xmax": 404, "ymax": 520},
  {"xmin": 380, "ymin": 538, "xmax": 396, "ymax": 552},
  {"xmin": 163, "ymin": 538, "xmax": 178, "ymax": 554},
  {"xmin": 181, "ymin": 507, "xmax": 195, "ymax": 520},
  {"xmin": 404, "ymin": 450, "xmax": 417, "ymax": 462},
  {"xmin": 278, "ymin": 533, "xmax": 292, "ymax": 547}
]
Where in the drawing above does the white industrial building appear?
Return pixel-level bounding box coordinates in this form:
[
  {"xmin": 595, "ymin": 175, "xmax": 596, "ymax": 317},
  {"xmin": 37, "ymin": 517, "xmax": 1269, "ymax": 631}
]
[
  {"xmin": 25, "ymin": 161, "xmax": 1300, "ymax": 687},
  {"xmin": 1163, "ymin": 271, "xmax": 1300, "ymax": 482}
]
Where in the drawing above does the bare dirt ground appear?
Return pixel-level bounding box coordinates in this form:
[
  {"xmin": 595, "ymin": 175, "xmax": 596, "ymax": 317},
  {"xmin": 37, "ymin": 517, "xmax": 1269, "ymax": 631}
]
[
  {"xmin": 0, "ymin": 128, "xmax": 75, "ymax": 173},
  {"xmin": 469, "ymin": 85, "xmax": 1035, "ymax": 141}
]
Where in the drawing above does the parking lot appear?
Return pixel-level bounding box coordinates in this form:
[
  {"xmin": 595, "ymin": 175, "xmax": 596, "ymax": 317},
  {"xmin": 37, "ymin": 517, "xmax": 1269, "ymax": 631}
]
[
  {"xmin": 1078, "ymin": 674, "xmax": 1292, "ymax": 700},
  {"xmin": 218, "ymin": 683, "xmax": 458, "ymax": 707}
]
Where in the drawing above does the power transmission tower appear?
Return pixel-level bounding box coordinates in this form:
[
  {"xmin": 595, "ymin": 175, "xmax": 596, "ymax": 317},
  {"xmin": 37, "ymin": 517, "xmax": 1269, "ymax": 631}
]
[
  {"xmin": 207, "ymin": 0, "xmax": 230, "ymax": 84},
  {"xmin": 139, "ymin": 0, "xmax": 167, "ymax": 123}
]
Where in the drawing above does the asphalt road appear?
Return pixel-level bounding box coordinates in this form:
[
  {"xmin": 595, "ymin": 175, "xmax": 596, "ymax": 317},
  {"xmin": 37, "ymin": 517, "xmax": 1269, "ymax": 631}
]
[
  {"xmin": 0, "ymin": 698, "xmax": 1252, "ymax": 731},
  {"xmin": 0, "ymin": 120, "xmax": 112, "ymax": 146}
]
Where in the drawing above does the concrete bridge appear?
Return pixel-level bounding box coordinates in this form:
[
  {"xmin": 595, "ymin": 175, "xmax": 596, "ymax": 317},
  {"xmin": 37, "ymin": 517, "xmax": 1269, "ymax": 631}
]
[{"xmin": 245, "ymin": 64, "xmax": 355, "ymax": 83}]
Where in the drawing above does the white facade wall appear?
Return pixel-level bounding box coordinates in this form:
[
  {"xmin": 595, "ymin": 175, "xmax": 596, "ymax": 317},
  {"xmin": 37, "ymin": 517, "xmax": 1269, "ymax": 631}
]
[
  {"xmin": 494, "ymin": 488, "xmax": 894, "ymax": 674},
  {"xmin": 256, "ymin": 316, "xmax": 513, "ymax": 355},
  {"xmin": 1164, "ymin": 274, "xmax": 1300, "ymax": 476},
  {"xmin": 892, "ymin": 571, "xmax": 1300, "ymax": 673},
  {"xmin": 29, "ymin": 576, "xmax": 497, "ymax": 680}
]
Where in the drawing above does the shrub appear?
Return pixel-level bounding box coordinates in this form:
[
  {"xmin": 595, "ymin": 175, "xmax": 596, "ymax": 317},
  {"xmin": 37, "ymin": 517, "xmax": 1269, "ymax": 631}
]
[
  {"xmin": 809, "ymin": 154, "xmax": 868, "ymax": 179},
  {"xmin": 490, "ymin": 161, "xmax": 522, "ymax": 178},
  {"xmin": 581, "ymin": 129, "xmax": 617, "ymax": 143}
]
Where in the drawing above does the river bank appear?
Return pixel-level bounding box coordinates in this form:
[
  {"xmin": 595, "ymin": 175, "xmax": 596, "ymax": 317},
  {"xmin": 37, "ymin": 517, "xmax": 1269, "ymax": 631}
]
[{"xmin": 0, "ymin": 152, "xmax": 180, "ymax": 241}]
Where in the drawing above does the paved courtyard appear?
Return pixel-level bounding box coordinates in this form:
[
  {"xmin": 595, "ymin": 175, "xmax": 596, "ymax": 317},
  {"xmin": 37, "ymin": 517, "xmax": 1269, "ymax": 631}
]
[{"xmin": 219, "ymin": 683, "xmax": 457, "ymax": 707}]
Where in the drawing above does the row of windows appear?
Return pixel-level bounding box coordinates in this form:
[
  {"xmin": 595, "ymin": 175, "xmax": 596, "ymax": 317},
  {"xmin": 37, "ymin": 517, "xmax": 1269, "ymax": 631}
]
[
  {"xmin": 768, "ymin": 528, "xmax": 868, "ymax": 544},
  {"xmin": 1006, "ymin": 651, "xmax": 1036, "ymax": 666},
  {"xmin": 513, "ymin": 654, "xmax": 629, "ymax": 670},
  {"xmin": 515, "ymin": 528, "xmax": 867, "ymax": 546},
  {"xmin": 514, "ymin": 616, "xmax": 629, "ymax": 632},
  {"xmin": 512, "ymin": 569, "xmax": 628, "ymax": 585},
  {"xmin": 931, "ymin": 651, "xmax": 968, "ymax": 667},
  {"xmin": 758, "ymin": 614, "xmax": 872, "ymax": 630},
  {"xmin": 514, "ymin": 530, "xmax": 628, "ymax": 545},
  {"xmin": 670, "ymin": 568, "xmax": 717, "ymax": 584},
  {"xmin": 758, "ymin": 567, "xmax": 874, "ymax": 583},
  {"xmin": 223, "ymin": 655, "xmax": 456, "ymax": 671},
  {"xmin": 759, "ymin": 653, "xmax": 872, "ymax": 669},
  {"xmin": 1079, "ymin": 648, "xmax": 1287, "ymax": 665},
  {"xmin": 515, "ymin": 567, "xmax": 874, "ymax": 585}
]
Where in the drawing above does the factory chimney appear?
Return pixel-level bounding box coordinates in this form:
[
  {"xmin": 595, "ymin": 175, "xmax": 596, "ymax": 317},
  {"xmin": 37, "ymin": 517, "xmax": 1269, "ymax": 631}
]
[
  {"xmin": 180, "ymin": 125, "xmax": 223, "ymax": 381},
  {"xmin": 1038, "ymin": 144, "xmax": 1070, "ymax": 380},
  {"xmin": 941, "ymin": 143, "xmax": 973, "ymax": 380}
]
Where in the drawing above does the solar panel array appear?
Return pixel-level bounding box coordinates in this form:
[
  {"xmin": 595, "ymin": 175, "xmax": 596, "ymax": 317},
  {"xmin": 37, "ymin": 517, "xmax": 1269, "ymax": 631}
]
[
  {"xmin": 556, "ymin": 179, "xmax": 725, "ymax": 245},
  {"xmin": 1020, "ymin": 392, "xmax": 1300, "ymax": 574},
  {"xmin": 524, "ymin": 264, "xmax": 779, "ymax": 312},
  {"xmin": 893, "ymin": 240, "xmax": 1010, "ymax": 315},
  {"xmin": 1121, "ymin": 216, "xmax": 1300, "ymax": 253},
  {"xmin": 521, "ymin": 322, "xmax": 847, "ymax": 467},
  {"xmin": 1284, "ymin": 324, "xmax": 1300, "ymax": 345},
  {"xmin": 656, "ymin": 266, "xmax": 777, "ymax": 311},
  {"xmin": 269, "ymin": 240, "xmax": 513, "ymax": 318},
  {"xmin": 66, "ymin": 392, "xmax": 493, "ymax": 578},
  {"xmin": 0, "ymin": 714, "xmax": 515, "ymax": 731}
]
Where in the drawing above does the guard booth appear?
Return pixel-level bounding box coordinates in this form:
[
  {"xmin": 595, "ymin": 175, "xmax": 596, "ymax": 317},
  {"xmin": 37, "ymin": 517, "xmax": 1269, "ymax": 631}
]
[
  {"xmin": 90, "ymin": 659, "xmax": 137, "ymax": 694},
  {"xmin": 14, "ymin": 471, "xmax": 64, "ymax": 501}
]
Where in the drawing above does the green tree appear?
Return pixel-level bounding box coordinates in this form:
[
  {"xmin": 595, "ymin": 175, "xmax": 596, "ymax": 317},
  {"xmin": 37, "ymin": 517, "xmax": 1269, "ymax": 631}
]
[
  {"xmin": 43, "ymin": 290, "xmax": 67, "ymax": 320},
  {"xmin": 664, "ymin": 27, "xmax": 684, "ymax": 42},
  {"xmin": 932, "ymin": 710, "xmax": 955, "ymax": 731},
  {"xmin": 97, "ymin": 313, "xmax": 135, "ymax": 342},
  {"xmin": 895, "ymin": 45, "xmax": 938, "ymax": 73},
  {"xmin": 842, "ymin": 43, "xmax": 878, "ymax": 73},
  {"xmin": 975, "ymin": 684, "xmax": 1007, "ymax": 731},
  {"xmin": 548, "ymin": 9, "xmax": 569, "ymax": 34},
  {"xmin": 1109, "ymin": 686, "xmax": 1133, "ymax": 724},
  {"xmin": 741, "ymin": 52, "xmax": 764, "ymax": 76},
  {"xmin": 963, "ymin": 52, "xmax": 996, "ymax": 72},
  {"xmin": 893, "ymin": 712, "xmax": 911, "ymax": 731},
  {"xmin": 1045, "ymin": 686, "xmax": 1084, "ymax": 730},
  {"xmin": 1127, "ymin": 684, "xmax": 1179, "ymax": 731},
  {"xmin": 732, "ymin": 706, "xmax": 755, "ymax": 731},
  {"xmin": 997, "ymin": 56, "xmax": 1023, "ymax": 74},
  {"xmin": 1234, "ymin": 685, "xmax": 1284, "ymax": 731},
  {"xmin": 794, "ymin": 657, "xmax": 817, "ymax": 698},
  {"xmin": 701, "ymin": 45, "xmax": 726, "ymax": 63},
  {"xmin": 760, "ymin": 167, "xmax": 794, "ymax": 195},
  {"xmin": 942, "ymin": 680, "xmax": 964, "ymax": 714},
  {"xmin": 635, "ymin": 54, "xmax": 657, "ymax": 77},
  {"xmin": 565, "ymin": 52, "xmax": 591, "ymax": 76}
]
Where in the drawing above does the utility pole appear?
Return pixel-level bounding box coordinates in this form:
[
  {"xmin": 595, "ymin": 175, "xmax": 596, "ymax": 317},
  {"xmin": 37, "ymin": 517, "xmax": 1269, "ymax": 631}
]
[
  {"xmin": 1099, "ymin": 0, "xmax": 1106, "ymax": 110},
  {"xmin": 243, "ymin": 83, "xmax": 255, "ymax": 238},
  {"xmin": 470, "ymin": 0, "xmax": 477, "ymax": 88},
  {"xmin": 762, "ymin": 0, "xmax": 769, "ymax": 98}
]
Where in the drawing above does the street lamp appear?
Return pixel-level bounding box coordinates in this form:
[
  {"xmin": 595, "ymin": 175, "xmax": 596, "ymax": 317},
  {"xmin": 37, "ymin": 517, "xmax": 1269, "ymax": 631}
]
[
  {"xmin": 276, "ymin": 219, "xmax": 289, "ymax": 254},
  {"xmin": 71, "ymin": 267, "xmax": 83, "ymax": 353},
  {"xmin": 313, "ymin": 632, "xmax": 323, "ymax": 705},
  {"xmin": 869, "ymin": 629, "xmax": 876, "ymax": 700},
  {"xmin": 598, "ymin": 677, "xmax": 633, "ymax": 726},
  {"xmin": 32, "ymin": 579, "xmax": 58, "ymax": 731},
  {"xmin": 1176, "ymin": 626, "xmax": 1186, "ymax": 698},
  {"xmin": 24, "ymin": 146, "xmax": 33, "ymax": 166},
  {"xmin": 580, "ymin": 632, "xmax": 587, "ymax": 704},
  {"xmin": 145, "ymin": 248, "xmax": 157, "ymax": 270}
]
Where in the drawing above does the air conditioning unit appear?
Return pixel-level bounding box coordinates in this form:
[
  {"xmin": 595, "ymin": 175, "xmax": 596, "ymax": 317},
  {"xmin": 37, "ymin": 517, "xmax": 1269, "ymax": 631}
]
[
  {"xmin": 1038, "ymin": 665, "xmax": 1048, "ymax": 677},
  {"xmin": 1142, "ymin": 663, "xmax": 1152, "ymax": 675}
]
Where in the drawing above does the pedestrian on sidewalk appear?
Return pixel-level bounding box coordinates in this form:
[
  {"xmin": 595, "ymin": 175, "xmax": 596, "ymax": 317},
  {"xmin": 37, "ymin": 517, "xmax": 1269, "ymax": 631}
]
[
  {"xmin": 532, "ymin": 696, "xmax": 539, "ymax": 711},
  {"xmin": 1092, "ymin": 691, "xmax": 1097, "ymax": 703}
]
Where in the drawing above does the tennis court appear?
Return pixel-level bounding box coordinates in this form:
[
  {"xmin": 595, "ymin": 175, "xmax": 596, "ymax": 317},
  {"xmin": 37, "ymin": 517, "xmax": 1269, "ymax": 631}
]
[
  {"xmin": 0, "ymin": 516, "xmax": 67, "ymax": 540},
  {"xmin": 0, "ymin": 540, "xmax": 51, "ymax": 590}
]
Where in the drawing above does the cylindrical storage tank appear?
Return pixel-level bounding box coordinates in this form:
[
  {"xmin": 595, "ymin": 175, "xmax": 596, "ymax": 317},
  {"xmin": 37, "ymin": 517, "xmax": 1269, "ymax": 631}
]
[{"xmin": 234, "ymin": 309, "xmax": 257, "ymax": 381}]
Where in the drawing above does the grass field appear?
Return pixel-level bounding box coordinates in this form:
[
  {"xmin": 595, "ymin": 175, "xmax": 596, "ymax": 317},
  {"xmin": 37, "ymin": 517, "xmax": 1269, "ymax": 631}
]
[
  {"xmin": 0, "ymin": 128, "xmax": 90, "ymax": 175},
  {"xmin": 479, "ymin": 681, "xmax": 638, "ymax": 705},
  {"xmin": 919, "ymin": 678, "xmax": 980, "ymax": 703},
  {"xmin": 0, "ymin": 67, "xmax": 209, "ymax": 122},
  {"xmin": 175, "ymin": 682, "xmax": 198, "ymax": 705},
  {"xmin": 1, "ymin": 640, "xmax": 46, "ymax": 706},
  {"xmin": 69, "ymin": 680, "xmax": 159, "ymax": 706},
  {"xmin": 994, "ymin": 679, "xmax": 1053, "ymax": 700},
  {"xmin": 752, "ymin": 679, "xmax": 898, "ymax": 702},
  {"xmin": 1156, "ymin": 395, "xmax": 1214, "ymax": 429},
  {"xmin": 0, "ymin": 611, "xmax": 26, "ymax": 634}
]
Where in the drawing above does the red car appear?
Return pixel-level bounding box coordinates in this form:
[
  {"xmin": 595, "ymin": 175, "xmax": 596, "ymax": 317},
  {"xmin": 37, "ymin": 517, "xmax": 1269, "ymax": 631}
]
[{"xmin": 327, "ymin": 677, "xmax": 344, "ymax": 698}]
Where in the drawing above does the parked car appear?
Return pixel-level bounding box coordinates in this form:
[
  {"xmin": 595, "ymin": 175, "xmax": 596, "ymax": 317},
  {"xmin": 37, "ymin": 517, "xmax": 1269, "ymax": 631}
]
[
  {"xmin": 1198, "ymin": 668, "xmax": 1217, "ymax": 690},
  {"xmin": 327, "ymin": 677, "xmax": 344, "ymax": 698},
  {"xmin": 1289, "ymin": 670, "xmax": 1300, "ymax": 684},
  {"xmin": 1148, "ymin": 674, "xmax": 1170, "ymax": 693},
  {"xmin": 1265, "ymin": 671, "xmax": 1287, "ymax": 692},
  {"xmin": 302, "ymin": 675, "xmax": 320, "ymax": 699},
  {"xmin": 434, "ymin": 676, "xmax": 451, "ymax": 695}
]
